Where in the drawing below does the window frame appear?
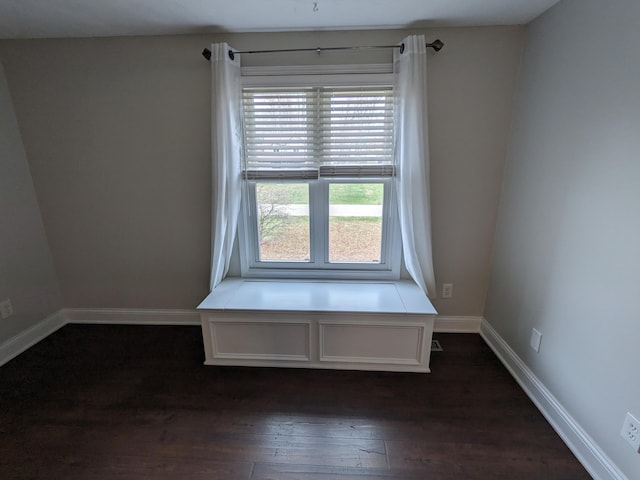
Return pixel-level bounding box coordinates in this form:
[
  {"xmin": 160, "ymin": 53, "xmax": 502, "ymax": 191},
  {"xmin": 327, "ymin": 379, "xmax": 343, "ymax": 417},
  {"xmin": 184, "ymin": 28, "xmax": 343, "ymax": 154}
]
[{"xmin": 237, "ymin": 66, "xmax": 401, "ymax": 281}]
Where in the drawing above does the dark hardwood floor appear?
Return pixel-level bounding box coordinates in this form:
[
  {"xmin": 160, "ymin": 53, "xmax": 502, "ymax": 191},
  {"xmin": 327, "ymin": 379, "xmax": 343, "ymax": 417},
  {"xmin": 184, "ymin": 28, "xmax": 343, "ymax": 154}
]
[{"xmin": 0, "ymin": 325, "xmax": 590, "ymax": 479}]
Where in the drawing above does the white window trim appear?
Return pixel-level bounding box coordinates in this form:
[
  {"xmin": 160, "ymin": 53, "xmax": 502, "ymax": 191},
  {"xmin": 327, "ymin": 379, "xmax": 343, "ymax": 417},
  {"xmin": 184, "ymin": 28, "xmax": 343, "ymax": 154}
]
[
  {"xmin": 238, "ymin": 65, "xmax": 401, "ymax": 281},
  {"xmin": 240, "ymin": 64, "xmax": 393, "ymax": 77}
]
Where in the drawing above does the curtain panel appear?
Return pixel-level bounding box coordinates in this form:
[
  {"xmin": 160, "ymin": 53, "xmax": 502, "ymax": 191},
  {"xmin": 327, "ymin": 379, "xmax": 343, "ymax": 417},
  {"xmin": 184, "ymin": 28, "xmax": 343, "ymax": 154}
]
[
  {"xmin": 393, "ymin": 35, "xmax": 437, "ymax": 297},
  {"xmin": 209, "ymin": 43, "xmax": 243, "ymax": 290}
]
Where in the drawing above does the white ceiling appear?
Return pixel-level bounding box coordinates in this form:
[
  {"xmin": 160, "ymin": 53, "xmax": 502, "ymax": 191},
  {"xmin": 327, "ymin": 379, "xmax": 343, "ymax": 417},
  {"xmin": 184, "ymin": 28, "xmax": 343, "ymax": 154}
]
[{"xmin": 0, "ymin": 0, "xmax": 561, "ymax": 39}]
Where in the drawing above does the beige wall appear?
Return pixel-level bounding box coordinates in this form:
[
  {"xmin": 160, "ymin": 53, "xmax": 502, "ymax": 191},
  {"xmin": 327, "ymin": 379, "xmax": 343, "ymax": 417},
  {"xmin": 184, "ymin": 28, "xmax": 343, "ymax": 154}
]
[
  {"xmin": 0, "ymin": 26, "xmax": 524, "ymax": 314},
  {"xmin": 485, "ymin": 0, "xmax": 640, "ymax": 477},
  {"xmin": 0, "ymin": 61, "xmax": 61, "ymax": 343}
]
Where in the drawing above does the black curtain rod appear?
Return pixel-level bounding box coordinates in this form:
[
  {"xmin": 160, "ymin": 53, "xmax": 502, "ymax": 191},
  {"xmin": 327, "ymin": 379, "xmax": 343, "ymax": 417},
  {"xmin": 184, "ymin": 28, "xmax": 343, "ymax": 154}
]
[{"xmin": 201, "ymin": 39, "xmax": 444, "ymax": 61}]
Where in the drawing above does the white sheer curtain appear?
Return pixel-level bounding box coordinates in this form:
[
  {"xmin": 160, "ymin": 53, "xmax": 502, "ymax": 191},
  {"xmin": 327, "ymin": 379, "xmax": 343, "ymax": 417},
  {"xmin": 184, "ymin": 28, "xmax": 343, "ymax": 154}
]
[
  {"xmin": 393, "ymin": 35, "xmax": 437, "ymax": 297},
  {"xmin": 209, "ymin": 43, "xmax": 243, "ymax": 290}
]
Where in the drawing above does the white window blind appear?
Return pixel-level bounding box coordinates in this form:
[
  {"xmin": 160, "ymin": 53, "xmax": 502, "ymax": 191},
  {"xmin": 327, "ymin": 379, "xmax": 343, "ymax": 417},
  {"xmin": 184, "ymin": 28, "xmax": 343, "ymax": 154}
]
[{"xmin": 243, "ymin": 86, "xmax": 394, "ymax": 180}]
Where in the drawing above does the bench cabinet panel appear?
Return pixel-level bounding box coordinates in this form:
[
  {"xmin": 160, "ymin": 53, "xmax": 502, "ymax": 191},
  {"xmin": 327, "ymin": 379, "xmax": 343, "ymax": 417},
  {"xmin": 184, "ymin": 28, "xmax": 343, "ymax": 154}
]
[{"xmin": 200, "ymin": 312, "xmax": 434, "ymax": 372}]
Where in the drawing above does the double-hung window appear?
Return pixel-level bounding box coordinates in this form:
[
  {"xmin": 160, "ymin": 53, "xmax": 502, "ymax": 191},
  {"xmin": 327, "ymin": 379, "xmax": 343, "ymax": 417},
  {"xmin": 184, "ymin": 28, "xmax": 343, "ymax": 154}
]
[{"xmin": 238, "ymin": 73, "xmax": 400, "ymax": 279}]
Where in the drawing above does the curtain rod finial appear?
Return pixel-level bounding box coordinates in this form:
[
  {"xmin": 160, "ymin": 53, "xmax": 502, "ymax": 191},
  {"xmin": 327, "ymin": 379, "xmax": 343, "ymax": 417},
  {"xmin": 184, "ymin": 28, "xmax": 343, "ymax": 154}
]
[
  {"xmin": 427, "ymin": 39, "xmax": 444, "ymax": 52},
  {"xmin": 202, "ymin": 48, "xmax": 212, "ymax": 61}
]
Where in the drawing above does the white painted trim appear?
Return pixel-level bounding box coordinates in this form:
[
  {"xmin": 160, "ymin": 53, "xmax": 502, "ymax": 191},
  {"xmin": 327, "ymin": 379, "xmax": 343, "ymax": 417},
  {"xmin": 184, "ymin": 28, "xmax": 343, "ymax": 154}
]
[
  {"xmin": 0, "ymin": 309, "xmax": 67, "ymax": 367},
  {"xmin": 0, "ymin": 309, "xmax": 479, "ymax": 369},
  {"xmin": 434, "ymin": 315, "xmax": 482, "ymax": 333},
  {"xmin": 63, "ymin": 309, "xmax": 474, "ymax": 333},
  {"xmin": 64, "ymin": 308, "xmax": 200, "ymax": 325},
  {"xmin": 242, "ymin": 73, "xmax": 392, "ymax": 87},
  {"xmin": 198, "ymin": 279, "xmax": 436, "ymax": 315},
  {"xmin": 241, "ymin": 63, "xmax": 393, "ymax": 77},
  {"xmin": 480, "ymin": 318, "xmax": 628, "ymax": 480}
]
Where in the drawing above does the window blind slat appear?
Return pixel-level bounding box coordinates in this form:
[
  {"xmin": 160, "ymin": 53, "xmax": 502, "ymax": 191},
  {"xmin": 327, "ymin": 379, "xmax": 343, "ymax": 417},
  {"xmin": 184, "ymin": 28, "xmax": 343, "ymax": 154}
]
[
  {"xmin": 244, "ymin": 169, "xmax": 319, "ymax": 180},
  {"xmin": 319, "ymin": 165, "xmax": 395, "ymax": 178}
]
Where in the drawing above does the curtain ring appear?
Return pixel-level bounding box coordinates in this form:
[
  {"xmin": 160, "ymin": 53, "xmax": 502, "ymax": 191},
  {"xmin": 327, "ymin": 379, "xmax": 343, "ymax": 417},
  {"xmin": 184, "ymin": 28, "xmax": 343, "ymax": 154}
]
[
  {"xmin": 228, "ymin": 50, "xmax": 235, "ymax": 61},
  {"xmin": 400, "ymin": 43, "xmax": 405, "ymax": 54}
]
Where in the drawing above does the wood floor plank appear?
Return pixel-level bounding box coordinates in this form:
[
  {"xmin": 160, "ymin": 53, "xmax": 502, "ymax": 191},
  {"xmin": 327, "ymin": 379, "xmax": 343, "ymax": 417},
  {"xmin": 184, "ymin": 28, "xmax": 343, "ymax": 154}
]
[
  {"xmin": 251, "ymin": 463, "xmax": 425, "ymax": 480},
  {"xmin": 5, "ymin": 423, "xmax": 387, "ymax": 469},
  {"xmin": 0, "ymin": 325, "xmax": 590, "ymax": 479},
  {"xmin": 386, "ymin": 438, "xmax": 587, "ymax": 479},
  {"xmin": 1, "ymin": 454, "xmax": 252, "ymax": 480}
]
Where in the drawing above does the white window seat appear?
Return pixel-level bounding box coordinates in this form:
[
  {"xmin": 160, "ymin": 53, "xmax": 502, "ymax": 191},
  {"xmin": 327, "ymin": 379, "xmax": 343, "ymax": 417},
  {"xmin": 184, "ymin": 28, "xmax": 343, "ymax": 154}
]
[{"xmin": 197, "ymin": 278, "xmax": 437, "ymax": 373}]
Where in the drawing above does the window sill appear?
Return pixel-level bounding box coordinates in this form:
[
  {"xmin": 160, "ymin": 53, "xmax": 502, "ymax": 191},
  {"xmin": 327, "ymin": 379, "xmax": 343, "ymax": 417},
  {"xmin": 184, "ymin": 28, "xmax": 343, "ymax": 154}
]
[{"xmin": 197, "ymin": 278, "xmax": 436, "ymax": 315}]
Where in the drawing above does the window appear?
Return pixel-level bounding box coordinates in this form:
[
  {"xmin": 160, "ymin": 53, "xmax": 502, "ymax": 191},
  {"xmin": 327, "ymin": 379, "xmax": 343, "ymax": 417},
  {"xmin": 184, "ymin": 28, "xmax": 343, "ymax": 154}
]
[{"xmin": 238, "ymin": 81, "xmax": 400, "ymax": 279}]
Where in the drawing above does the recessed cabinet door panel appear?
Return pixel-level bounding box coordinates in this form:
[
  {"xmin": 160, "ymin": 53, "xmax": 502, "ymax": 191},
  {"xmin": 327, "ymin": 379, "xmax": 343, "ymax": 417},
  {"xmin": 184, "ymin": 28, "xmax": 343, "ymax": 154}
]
[
  {"xmin": 320, "ymin": 322, "xmax": 424, "ymax": 365},
  {"xmin": 211, "ymin": 321, "xmax": 310, "ymax": 361}
]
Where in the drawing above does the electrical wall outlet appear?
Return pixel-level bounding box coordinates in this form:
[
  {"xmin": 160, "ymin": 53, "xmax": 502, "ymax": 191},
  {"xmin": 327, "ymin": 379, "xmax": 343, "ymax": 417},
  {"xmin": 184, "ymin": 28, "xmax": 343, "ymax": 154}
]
[
  {"xmin": 530, "ymin": 328, "xmax": 542, "ymax": 352},
  {"xmin": 442, "ymin": 283, "xmax": 453, "ymax": 299},
  {"xmin": 0, "ymin": 299, "xmax": 13, "ymax": 319},
  {"xmin": 621, "ymin": 412, "xmax": 640, "ymax": 453}
]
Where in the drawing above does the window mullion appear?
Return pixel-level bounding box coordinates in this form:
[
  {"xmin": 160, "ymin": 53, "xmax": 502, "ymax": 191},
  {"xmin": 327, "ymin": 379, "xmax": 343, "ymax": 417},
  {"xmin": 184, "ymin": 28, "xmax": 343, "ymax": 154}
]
[
  {"xmin": 380, "ymin": 179, "xmax": 392, "ymax": 266},
  {"xmin": 309, "ymin": 180, "xmax": 326, "ymax": 266},
  {"xmin": 310, "ymin": 87, "xmax": 328, "ymax": 266},
  {"xmin": 244, "ymin": 182, "xmax": 261, "ymax": 267}
]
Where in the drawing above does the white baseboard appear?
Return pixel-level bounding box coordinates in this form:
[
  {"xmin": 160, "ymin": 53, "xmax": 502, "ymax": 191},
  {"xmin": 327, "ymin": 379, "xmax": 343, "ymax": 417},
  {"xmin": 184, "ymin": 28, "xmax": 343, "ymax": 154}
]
[
  {"xmin": 0, "ymin": 310, "xmax": 67, "ymax": 367},
  {"xmin": 64, "ymin": 308, "xmax": 201, "ymax": 325},
  {"xmin": 434, "ymin": 315, "xmax": 481, "ymax": 333},
  {"xmin": 63, "ymin": 310, "xmax": 481, "ymax": 333},
  {"xmin": 480, "ymin": 318, "xmax": 627, "ymax": 480},
  {"xmin": 1, "ymin": 310, "xmax": 479, "ymax": 367}
]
